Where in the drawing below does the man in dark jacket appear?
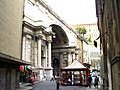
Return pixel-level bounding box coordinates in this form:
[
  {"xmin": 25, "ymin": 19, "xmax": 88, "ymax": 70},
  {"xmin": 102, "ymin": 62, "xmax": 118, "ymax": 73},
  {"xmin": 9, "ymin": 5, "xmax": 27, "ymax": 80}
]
[
  {"xmin": 94, "ymin": 76, "xmax": 99, "ymax": 88},
  {"xmin": 88, "ymin": 75, "xmax": 92, "ymax": 88}
]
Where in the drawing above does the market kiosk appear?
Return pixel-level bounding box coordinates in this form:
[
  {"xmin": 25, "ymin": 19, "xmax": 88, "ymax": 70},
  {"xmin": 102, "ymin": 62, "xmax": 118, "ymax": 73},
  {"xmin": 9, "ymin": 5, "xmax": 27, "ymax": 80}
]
[{"xmin": 60, "ymin": 60, "xmax": 89, "ymax": 86}]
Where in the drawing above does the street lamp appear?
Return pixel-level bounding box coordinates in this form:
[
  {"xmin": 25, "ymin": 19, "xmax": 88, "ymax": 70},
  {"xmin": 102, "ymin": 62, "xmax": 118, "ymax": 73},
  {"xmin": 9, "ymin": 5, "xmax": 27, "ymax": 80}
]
[{"xmin": 94, "ymin": 31, "xmax": 107, "ymax": 48}]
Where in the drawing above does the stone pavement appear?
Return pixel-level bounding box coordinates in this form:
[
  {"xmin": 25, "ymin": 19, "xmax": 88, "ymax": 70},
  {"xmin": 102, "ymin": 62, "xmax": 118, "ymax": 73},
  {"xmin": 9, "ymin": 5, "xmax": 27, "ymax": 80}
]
[
  {"xmin": 15, "ymin": 83, "xmax": 33, "ymax": 90},
  {"xmin": 32, "ymin": 81, "xmax": 101, "ymax": 90}
]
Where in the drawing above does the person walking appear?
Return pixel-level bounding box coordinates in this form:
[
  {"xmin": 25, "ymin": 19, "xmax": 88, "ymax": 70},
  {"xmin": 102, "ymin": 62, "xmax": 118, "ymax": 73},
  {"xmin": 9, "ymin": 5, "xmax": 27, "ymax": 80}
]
[
  {"xmin": 56, "ymin": 75, "xmax": 61, "ymax": 90},
  {"xmin": 88, "ymin": 75, "xmax": 92, "ymax": 88},
  {"xmin": 68, "ymin": 78, "xmax": 72, "ymax": 85},
  {"xmin": 50, "ymin": 75, "xmax": 55, "ymax": 81},
  {"xmin": 94, "ymin": 76, "xmax": 99, "ymax": 88}
]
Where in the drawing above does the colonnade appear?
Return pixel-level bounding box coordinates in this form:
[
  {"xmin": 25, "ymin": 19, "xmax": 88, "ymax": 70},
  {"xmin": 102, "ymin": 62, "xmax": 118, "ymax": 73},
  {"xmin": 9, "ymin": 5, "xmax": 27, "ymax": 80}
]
[{"xmin": 22, "ymin": 27, "xmax": 53, "ymax": 81}]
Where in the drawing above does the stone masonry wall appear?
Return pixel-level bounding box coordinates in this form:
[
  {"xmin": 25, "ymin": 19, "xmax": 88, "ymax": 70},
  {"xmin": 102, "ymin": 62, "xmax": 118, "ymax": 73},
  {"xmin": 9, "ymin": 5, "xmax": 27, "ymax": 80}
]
[{"xmin": 0, "ymin": 0, "xmax": 24, "ymax": 59}]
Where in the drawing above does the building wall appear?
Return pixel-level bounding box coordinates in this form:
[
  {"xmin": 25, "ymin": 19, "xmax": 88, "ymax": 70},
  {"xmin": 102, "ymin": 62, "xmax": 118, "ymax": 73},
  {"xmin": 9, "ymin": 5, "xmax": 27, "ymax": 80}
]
[
  {"xmin": 110, "ymin": 1, "xmax": 120, "ymax": 89},
  {"xmin": 0, "ymin": 0, "xmax": 27, "ymax": 90},
  {"xmin": 80, "ymin": 23, "xmax": 100, "ymax": 45},
  {"xmin": 77, "ymin": 38, "xmax": 83, "ymax": 63},
  {"xmin": 95, "ymin": 0, "xmax": 120, "ymax": 90},
  {"xmin": 0, "ymin": 0, "xmax": 24, "ymax": 59},
  {"xmin": 0, "ymin": 62, "xmax": 18, "ymax": 90},
  {"xmin": 0, "ymin": 67, "xmax": 6, "ymax": 90}
]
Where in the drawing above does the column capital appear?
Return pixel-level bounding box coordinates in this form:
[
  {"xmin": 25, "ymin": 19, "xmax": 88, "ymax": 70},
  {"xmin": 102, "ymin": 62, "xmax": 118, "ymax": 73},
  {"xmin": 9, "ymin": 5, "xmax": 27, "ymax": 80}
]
[
  {"xmin": 38, "ymin": 35, "xmax": 43, "ymax": 39},
  {"xmin": 47, "ymin": 35, "xmax": 52, "ymax": 42},
  {"xmin": 35, "ymin": 30, "xmax": 43, "ymax": 39},
  {"xmin": 47, "ymin": 40, "xmax": 52, "ymax": 43}
]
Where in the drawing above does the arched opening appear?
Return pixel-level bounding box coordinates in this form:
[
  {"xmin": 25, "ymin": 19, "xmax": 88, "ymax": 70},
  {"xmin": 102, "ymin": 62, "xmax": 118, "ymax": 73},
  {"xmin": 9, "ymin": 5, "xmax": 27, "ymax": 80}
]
[
  {"xmin": 50, "ymin": 24, "xmax": 69, "ymax": 46},
  {"xmin": 52, "ymin": 58, "xmax": 60, "ymax": 77},
  {"xmin": 50, "ymin": 24, "xmax": 69, "ymax": 76}
]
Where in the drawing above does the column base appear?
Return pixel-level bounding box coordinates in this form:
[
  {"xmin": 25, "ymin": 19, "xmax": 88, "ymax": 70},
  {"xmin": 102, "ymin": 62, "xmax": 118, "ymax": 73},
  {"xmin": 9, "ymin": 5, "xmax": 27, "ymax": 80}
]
[
  {"xmin": 45, "ymin": 67, "xmax": 53, "ymax": 70},
  {"xmin": 38, "ymin": 69, "xmax": 44, "ymax": 82},
  {"xmin": 44, "ymin": 67, "xmax": 53, "ymax": 81},
  {"xmin": 32, "ymin": 66, "xmax": 44, "ymax": 82}
]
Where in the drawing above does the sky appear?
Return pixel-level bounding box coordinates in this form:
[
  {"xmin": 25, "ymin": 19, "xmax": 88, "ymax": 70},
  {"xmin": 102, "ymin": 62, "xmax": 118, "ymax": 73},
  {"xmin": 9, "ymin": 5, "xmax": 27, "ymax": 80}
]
[{"xmin": 44, "ymin": 0, "xmax": 97, "ymax": 25}]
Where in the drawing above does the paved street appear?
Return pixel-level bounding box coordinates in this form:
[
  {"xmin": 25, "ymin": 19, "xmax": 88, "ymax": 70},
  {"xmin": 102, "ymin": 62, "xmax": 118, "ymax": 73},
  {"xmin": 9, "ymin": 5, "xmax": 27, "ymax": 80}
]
[{"xmin": 32, "ymin": 81, "xmax": 101, "ymax": 90}]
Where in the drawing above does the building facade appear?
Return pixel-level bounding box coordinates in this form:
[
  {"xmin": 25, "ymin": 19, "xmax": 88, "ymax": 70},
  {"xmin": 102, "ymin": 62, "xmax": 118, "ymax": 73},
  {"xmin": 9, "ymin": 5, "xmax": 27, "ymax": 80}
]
[
  {"xmin": 0, "ymin": 0, "xmax": 26, "ymax": 90},
  {"xmin": 95, "ymin": 0, "xmax": 120, "ymax": 90},
  {"xmin": 0, "ymin": 0, "xmax": 85, "ymax": 89},
  {"xmin": 23, "ymin": 0, "xmax": 87, "ymax": 81},
  {"xmin": 79, "ymin": 23, "xmax": 100, "ymax": 72}
]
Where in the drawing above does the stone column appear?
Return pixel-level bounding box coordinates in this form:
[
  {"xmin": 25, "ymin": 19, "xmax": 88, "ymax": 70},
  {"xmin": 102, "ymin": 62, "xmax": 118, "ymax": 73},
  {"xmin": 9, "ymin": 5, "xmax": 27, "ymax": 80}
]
[
  {"xmin": 75, "ymin": 48, "xmax": 79, "ymax": 60},
  {"xmin": 34, "ymin": 41, "xmax": 38, "ymax": 66},
  {"xmin": 48, "ymin": 41, "xmax": 52, "ymax": 68},
  {"xmin": 22, "ymin": 36, "xmax": 26, "ymax": 61},
  {"xmin": 44, "ymin": 35, "xmax": 53, "ymax": 81},
  {"xmin": 73, "ymin": 52, "xmax": 75, "ymax": 61},
  {"xmin": 38, "ymin": 35, "xmax": 42, "ymax": 68},
  {"xmin": 71, "ymin": 50, "xmax": 75, "ymax": 62},
  {"xmin": 37, "ymin": 35, "xmax": 44, "ymax": 82},
  {"xmin": 68, "ymin": 51, "xmax": 71, "ymax": 65},
  {"xmin": 45, "ymin": 45, "xmax": 47, "ymax": 67},
  {"xmin": 26, "ymin": 34, "xmax": 32, "ymax": 62}
]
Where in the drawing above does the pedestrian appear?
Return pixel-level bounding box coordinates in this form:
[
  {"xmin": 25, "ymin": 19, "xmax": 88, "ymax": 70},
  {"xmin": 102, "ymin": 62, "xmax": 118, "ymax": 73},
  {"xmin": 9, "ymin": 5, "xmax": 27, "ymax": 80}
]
[
  {"xmin": 29, "ymin": 75, "xmax": 35, "ymax": 85},
  {"xmin": 68, "ymin": 78, "xmax": 72, "ymax": 85},
  {"xmin": 94, "ymin": 76, "xmax": 99, "ymax": 88},
  {"xmin": 50, "ymin": 77, "xmax": 54, "ymax": 81},
  {"xmin": 80, "ymin": 76, "xmax": 83, "ymax": 85},
  {"xmin": 88, "ymin": 74, "xmax": 92, "ymax": 88},
  {"xmin": 50, "ymin": 76, "xmax": 54, "ymax": 81},
  {"xmin": 56, "ymin": 78, "xmax": 60, "ymax": 90}
]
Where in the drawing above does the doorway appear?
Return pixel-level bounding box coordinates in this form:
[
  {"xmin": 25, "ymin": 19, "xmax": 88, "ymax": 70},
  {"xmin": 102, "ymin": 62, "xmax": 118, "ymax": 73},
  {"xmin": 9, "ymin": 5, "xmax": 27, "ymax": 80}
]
[{"xmin": 53, "ymin": 58, "xmax": 60, "ymax": 76}]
